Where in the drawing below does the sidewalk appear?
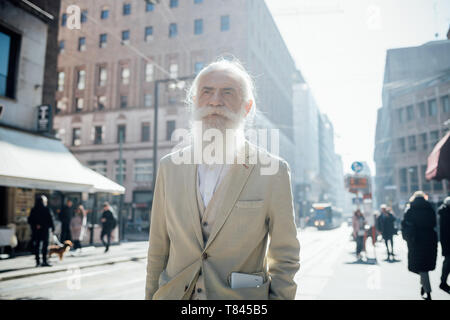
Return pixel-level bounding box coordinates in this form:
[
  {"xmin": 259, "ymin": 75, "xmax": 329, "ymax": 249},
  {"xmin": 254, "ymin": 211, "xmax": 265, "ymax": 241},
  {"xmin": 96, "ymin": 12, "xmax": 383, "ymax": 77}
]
[{"xmin": 0, "ymin": 241, "xmax": 149, "ymax": 282}]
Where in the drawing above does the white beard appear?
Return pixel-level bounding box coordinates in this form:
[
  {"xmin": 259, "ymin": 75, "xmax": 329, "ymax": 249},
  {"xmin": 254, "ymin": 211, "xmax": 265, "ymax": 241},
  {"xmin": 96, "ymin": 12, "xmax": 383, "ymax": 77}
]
[{"xmin": 190, "ymin": 105, "xmax": 247, "ymax": 163}]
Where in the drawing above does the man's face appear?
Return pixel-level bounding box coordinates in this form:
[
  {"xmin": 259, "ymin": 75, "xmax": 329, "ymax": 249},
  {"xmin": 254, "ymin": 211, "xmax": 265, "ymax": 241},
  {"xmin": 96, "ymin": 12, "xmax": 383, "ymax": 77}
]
[
  {"xmin": 67, "ymin": 200, "xmax": 72, "ymax": 207},
  {"xmin": 193, "ymin": 70, "xmax": 249, "ymax": 130}
]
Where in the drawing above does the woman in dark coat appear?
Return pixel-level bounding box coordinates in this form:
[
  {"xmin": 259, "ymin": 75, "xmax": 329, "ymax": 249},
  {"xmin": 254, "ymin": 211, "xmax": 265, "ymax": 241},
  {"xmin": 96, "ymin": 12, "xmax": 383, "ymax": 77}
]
[
  {"xmin": 401, "ymin": 191, "xmax": 437, "ymax": 300},
  {"xmin": 28, "ymin": 195, "xmax": 55, "ymax": 267},
  {"xmin": 438, "ymin": 196, "xmax": 450, "ymax": 294}
]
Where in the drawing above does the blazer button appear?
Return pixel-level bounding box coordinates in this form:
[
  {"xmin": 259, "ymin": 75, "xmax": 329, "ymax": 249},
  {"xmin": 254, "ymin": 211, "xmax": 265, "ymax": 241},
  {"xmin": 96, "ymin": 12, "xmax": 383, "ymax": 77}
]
[
  {"xmin": 202, "ymin": 252, "xmax": 208, "ymax": 260},
  {"xmin": 197, "ymin": 288, "xmax": 202, "ymax": 293},
  {"xmin": 202, "ymin": 221, "xmax": 208, "ymax": 227}
]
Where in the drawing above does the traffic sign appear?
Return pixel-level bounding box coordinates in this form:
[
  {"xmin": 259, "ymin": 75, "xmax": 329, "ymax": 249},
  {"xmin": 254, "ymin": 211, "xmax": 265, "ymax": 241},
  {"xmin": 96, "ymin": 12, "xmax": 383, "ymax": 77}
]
[{"xmin": 351, "ymin": 161, "xmax": 364, "ymax": 173}]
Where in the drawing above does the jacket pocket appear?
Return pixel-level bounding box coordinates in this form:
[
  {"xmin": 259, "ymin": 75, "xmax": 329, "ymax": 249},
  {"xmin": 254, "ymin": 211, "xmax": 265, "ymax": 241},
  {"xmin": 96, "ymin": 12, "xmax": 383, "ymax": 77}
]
[{"xmin": 235, "ymin": 200, "xmax": 264, "ymax": 209}]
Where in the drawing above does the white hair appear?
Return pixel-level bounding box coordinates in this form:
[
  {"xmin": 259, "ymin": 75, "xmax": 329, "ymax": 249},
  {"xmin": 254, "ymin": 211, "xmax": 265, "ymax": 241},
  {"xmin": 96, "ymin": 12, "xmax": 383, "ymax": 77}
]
[{"xmin": 186, "ymin": 57, "xmax": 257, "ymax": 126}]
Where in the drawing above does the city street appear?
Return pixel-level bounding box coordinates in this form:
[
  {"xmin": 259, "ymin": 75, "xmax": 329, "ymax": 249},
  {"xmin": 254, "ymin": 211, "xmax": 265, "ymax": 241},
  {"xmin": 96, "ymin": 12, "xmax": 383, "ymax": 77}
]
[{"xmin": 1, "ymin": 224, "xmax": 449, "ymax": 300}]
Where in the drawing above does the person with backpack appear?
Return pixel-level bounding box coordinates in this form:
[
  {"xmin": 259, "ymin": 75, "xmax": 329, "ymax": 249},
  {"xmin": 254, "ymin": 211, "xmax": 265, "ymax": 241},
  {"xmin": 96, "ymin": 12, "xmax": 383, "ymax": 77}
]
[{"xmin": 100, "ymin": 202, "xmax": 116, "ymax": 253}]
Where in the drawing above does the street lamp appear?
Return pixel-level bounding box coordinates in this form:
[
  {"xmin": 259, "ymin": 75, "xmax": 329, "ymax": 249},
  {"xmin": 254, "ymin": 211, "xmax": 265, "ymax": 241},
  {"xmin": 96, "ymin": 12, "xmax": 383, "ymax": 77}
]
[{"xmin": 152, "ymin": 75, "xmax": 195, "ymax": 192}]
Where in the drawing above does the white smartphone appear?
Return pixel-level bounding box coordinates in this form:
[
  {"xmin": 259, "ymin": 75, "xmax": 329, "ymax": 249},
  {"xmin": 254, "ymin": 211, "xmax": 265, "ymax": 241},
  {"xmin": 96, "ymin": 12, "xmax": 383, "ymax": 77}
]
[{"xmin": 230, "ymin": 272, "xmax": 264, "ymax": 289}]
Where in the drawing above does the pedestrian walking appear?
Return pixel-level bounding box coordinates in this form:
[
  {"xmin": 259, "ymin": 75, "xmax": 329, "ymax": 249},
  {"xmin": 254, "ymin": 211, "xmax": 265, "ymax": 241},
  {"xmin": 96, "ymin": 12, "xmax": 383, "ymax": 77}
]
[
  {"xmin": 70, "ymin": 204, "xmax": 87, "ymax": 254},
  {"xmin": 438, "ymin": 196, "xmax": 450, "ymax": 294},
  {"xmin": 100, "ymin": 202, "xmax": 116, "ymax": 253},
  {"xmin": 60, "ymin": 199, "xmax": 74, "ymax": 242},
  {"xmin": 145, "ymin": 59, "xmax": 300, "ymax": 300},
  {"xmin": 28, "ymin": 195, "xmax": 55, "ymax": 267},
  {"xmin": 352, "ymin": 209, "xmax": 366, "ymax": 261},
  {"xmin": 378, "ymin": 204, "xmax": 397, "ymax": 260},
  {"xmin": 401, "ymin": 191, "xmax": 438, "ymax": 300}
]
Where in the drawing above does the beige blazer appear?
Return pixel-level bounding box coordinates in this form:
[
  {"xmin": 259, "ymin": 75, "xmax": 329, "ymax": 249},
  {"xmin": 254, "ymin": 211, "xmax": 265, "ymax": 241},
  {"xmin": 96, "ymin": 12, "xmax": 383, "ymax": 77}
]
[{"xmin": 145, "ymin": 142, "xmax": 300, "ymax": 300}]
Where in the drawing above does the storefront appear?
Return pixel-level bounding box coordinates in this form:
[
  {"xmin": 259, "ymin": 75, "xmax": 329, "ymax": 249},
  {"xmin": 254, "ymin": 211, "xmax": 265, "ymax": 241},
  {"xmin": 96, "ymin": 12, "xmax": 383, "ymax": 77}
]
[{"xmin": 0, "ymin": 125, "xmax": 125, "ymax": 251}]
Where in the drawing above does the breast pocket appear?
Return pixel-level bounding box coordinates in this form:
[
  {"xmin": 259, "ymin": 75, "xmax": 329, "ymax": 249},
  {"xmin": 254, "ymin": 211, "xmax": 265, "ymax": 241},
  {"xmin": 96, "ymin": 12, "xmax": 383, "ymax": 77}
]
[{"xmin": 235, "ymin": 200, "xmax": 264, "ymax": 209}]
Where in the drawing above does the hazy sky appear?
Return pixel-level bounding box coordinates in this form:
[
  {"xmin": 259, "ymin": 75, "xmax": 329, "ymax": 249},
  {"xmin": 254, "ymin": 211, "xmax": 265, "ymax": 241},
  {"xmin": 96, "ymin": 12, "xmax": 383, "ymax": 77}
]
[{"xmin": 265, "ymin": 0, "xmax": 450, "ymax": 175}]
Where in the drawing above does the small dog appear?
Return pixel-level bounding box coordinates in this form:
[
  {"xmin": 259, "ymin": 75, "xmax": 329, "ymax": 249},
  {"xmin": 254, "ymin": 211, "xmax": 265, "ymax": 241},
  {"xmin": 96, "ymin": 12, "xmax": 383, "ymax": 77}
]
[{"xmin": 48, "ymin": 240, "xmax": 73, "ymax": 261}]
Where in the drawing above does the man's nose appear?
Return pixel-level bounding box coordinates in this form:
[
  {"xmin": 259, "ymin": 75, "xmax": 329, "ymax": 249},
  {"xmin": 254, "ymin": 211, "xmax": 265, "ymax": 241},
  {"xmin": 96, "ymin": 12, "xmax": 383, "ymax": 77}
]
[{"xmin": 208, "ymin": 91, "xmax": 223, "ymax": 106}]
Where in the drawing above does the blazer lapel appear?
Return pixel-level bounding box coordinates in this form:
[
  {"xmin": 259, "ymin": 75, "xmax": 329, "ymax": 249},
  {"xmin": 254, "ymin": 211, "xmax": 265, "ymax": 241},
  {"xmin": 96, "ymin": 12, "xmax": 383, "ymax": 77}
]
[{"xmin": 204, "ymin": 143, "xmax": 256, "ymax": 251}]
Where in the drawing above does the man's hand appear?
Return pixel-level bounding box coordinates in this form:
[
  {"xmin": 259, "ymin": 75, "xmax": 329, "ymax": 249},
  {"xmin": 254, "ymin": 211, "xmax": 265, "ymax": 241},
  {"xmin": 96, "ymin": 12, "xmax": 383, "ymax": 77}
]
[
  {"xmin": 36, "ymin": 225, "xmax": 41, "ymax": 230},
  {"xmin": 101, "ymin": 218, "xmax": 106, "ymax": 223}
]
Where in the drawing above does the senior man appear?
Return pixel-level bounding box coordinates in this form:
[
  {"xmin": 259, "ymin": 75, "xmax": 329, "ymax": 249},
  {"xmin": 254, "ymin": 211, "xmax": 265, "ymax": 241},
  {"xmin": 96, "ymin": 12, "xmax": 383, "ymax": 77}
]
[{"xmin": 145, "ymin": 58, "xmax": 300, "ymax": 300}]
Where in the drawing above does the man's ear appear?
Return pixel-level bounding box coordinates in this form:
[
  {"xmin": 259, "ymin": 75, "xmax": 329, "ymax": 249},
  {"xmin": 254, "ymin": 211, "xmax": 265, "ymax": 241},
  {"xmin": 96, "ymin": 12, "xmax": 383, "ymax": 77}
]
[{"xmin": 244, "ymin": 100, "xmax": 253, "ymax": 116}]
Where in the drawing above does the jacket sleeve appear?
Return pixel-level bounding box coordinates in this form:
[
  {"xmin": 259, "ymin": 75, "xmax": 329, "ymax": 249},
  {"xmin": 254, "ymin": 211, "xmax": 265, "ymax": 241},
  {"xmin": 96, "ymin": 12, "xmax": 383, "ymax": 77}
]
[
  {"xmin": 267, "ymin": 161, "xmax": 300, "ymax": 300},
  {"xmin": 145, "ymin": 162, "xmax": 170, "ymax": 300}
]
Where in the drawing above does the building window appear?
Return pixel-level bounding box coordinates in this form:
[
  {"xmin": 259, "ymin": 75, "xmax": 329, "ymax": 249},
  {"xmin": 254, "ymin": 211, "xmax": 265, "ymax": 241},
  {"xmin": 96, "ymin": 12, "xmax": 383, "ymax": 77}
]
[
  {"xmin": 117, "ymin": 125, "xmax": 126, "ymax": 143},
  {"xmin": 78, "ymin": 37, "xmax": 86, "ymax": 51},
  {"xmin": 77, "ymin": 69, "xmax": 86, "ymax": 90},
  {"xmin": 194, "ymin": 62, "xmax": 204, "ymax": 74},
  {"xmin": 121, "ymin": 66, "xmax": 130, "ymax": 85},
  {"xmin": 396, "ymin": 108, "xmax": 404, "ymax": 123},
  {"xmin": 56, "ymin": 100, "xmax": 67, "ymax": 114},
  {"xmin": 408, "ymin": 135, "xmax": 416, "ymax": 151},
  {"xmin": 146, "ymin": 2, "xmax": 154, "ymax": 11},
  {"xmin": 406, "ymin": 105, "xmax": 414, "ymax": 121},
  {"xmin": 101, "ymin": 6, "xmax": 109, "ymax": 19},
  {"xmin": 399, "ymin": 168, "xmax": 407, "ymax": 193},
  {"xmin": 421, "ymin": 165, "xmax": 431, "ymax": 191},
  {"xmin": 166, "ymin": 120, "xmax": 176, "ymax": 140},
  {"xmin": 123, "ymin": 3, "xmax": 131, "ymax": 15},
  {"xmin": 58, "ymin": 40, "xmax": 65, "ymax": 54},
  {"xmin": 433, "ymin": 180, "xmax": 443, "ymax": 191},
  {"xmin": 115, "ymin": 159, "xmax": 126, "ymax": 182},
  {"xmin": 169, "ymin": 23, "xmax": 177, "ymax": 38},
  {"xmin": 408, "ymin": 166, "xmax": 419, "ymax": 193},
  {"xmin": 122, "ymin": 30, "xmax": 130, "ymax": 44},
  {"xmin": 120, "ymin": 95, "xmax": 128, "ymax": 109},
  {"xmin": 170, "ymin": 0, "xmax": 179, "ymax": 8},
  {"xmin": 144, "ymin": 94, "xmax": 152, "ymax": 107},
  {"xmin": 428, "ymin": 99, "xmax": 437, "ymax": 116},
  {"xmin": 134, "ymin": 159, "xmax": 153, "ymax": 182},
  {"xmin": 418, "ymin": 102, "xmax": 426, "ymax": 117},
  {"xmin": 169, "ymin": 63, "xmax": 178, "ymax": 79},
  {"xmin": 145, "ymin": 26, "xmax": 153, "ymax": 41},
  {"xmin": 420, "ymin": 133, "xmax": 427, "ymax": 150},
  {"xmin": 98, "ymin": 66, "xmax": 107, "ymax": 86},
  {"xmin": 141, "ymin": 122, "xmax": 151, "ymax": 142},
  {"xmin": 99, "ymin": 33, "xmax": 107, "ymax": 48},
  {"xmin": 441, "ymin": 95, "xmax": 449, "ymax": 113},
  {"xmin": 75, "ymin": 97, "xmax": 84, "ymax": 112},
  {"xmin": 94, "ymin": 126, "xmax": 103, "ymax": 144},
  {"xmin": 81, "ymin": 10, "xmax": 88, "ymax": 23},
  {"xmin": 145, "ymin": 63, "xmax": 154, "ymax": 82},
  {"xmin": 194, "ymin": 19, "xmax": 203, "ymax": 35},
  {"xmin": 398, "ymin": 137, "xmax": 405, "ymax": 153},
  {"xmin": 87, "ymin": 160, "xmax": 107, "ymax": 176},
  {"xmin": 57, "ymin": 71, "xmax": 65, "ymax": 91},
  {"xmin": 221, "ymin": 15, "xmax": 230, "ymax": 31},
  {"xmin": 97, "ymin": 95, "xmax": 106, "ymax": 110},
  {"xmin": 0, "ymin": 25, "xmax": 21, "ymax": 99},
  {"xmin": 430, "ymin": 130, "xmax": 439, "ymax": 148},
  {"xmin": 194, "ymin": 0, "xmax": 203, "ymax": 4},
  {"xmin": 72, "ymin": 128, "xmax": 81, "ymax": 146},
  {"xmin": 61, "ymin": 13, "xmax": 67, "ymax": 26}
]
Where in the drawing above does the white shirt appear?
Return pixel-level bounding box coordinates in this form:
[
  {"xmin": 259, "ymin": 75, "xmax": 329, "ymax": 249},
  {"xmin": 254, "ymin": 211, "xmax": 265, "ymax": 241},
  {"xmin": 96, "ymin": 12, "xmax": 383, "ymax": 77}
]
[{"xmin": 197, "ymin": 163, "xmax": 230, "ymax": 208}]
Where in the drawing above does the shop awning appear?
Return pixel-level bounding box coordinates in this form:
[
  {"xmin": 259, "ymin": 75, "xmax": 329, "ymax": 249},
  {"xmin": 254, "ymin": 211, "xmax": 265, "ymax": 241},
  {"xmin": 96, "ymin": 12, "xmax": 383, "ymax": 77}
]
[
  {"xmin": 426, "ymin": 131, "xmax": 450, "ymax": 181},
  {"xmin": 0, "ymin": 126, "xmax": 125, "ymax": 194}
]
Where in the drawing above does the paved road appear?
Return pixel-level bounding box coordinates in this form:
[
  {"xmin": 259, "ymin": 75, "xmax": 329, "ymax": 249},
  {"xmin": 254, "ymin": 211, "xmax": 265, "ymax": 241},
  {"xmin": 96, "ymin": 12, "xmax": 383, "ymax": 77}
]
[{"xmin": 1, "ymin": 224, "xmax": 449, "ymax": 300}]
